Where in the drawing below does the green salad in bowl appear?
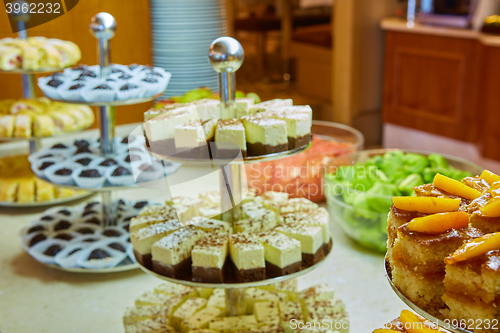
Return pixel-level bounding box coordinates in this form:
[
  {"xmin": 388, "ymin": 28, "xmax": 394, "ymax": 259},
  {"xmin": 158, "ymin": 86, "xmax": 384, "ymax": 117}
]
[{"xmin": 323, "ymin": 149, "xmax": 482, "ymax": 253}]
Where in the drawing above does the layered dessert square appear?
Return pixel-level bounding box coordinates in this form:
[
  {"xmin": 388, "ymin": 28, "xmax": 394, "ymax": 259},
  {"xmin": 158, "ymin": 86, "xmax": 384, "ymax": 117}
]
[
  {"xmin": 240, "ymin": 201, "xmax": 278, "ymax": 232},
  {"xmin": 282, "ymin": 207, "xmax": 332, "ymax": 255},
  {"xmin": 279, "ymin": 301, "xmax": 304, "ymax": 333},
  {"xmin": 263, "ymin": 110, "xmax": 312, "ymax": 149},
  {"xmin": 185, "ymin": 216, "xmax": 232, "ymax": 234},
  {"xmin": 130, "ymin": 214, "xmax": 176, "ymax": 233},
  {"xmin": 174, "ymin": 119, "xmax": 215, "ymax": 159},
  {"xmin": 191, "ymin": 98, "xmax": 220, "ymax": 121},
  {"xmin": 131, "ymin": 220, "xmax": 181, "ymax": 269},
  {"xmin": 250, "ymin": 98, "xmax": 293, "ymax": 113},
  {"xmin": 254, "ymin": 301, "xmax": 280, "ymax": 324},
  {"xmin": 144, "ymin": 106, "xmax": 197, "ymax": 155},
  {"xmin": 151, "ymin": 225, "xmax": 206, "ymax": 278},
  {"xmin": 235, "ymin": 97, "xmax": 255, "ymax": 118},
  {"xmin": 275, "ymin": 223, "xmax": 324, "ymax": 267},
  {"xmin": 228, "ymin": 233, "xmax": 265, "ymax": 282},
  {"xmin": 241, "ymin": 115, "xmax": 288, "ymax": 156},
  {"xmin": 192, "ymin": 233, "xmax": 229, "ymax": 283},
  {"xmin": 181, "ymin": 306, "xmax": 222, "ymax": 332},
  {"xmin": 171, "ymin": 297, "xmax": 207, "ymax": 331},
  {"xmin": 258, "ymin": 231, "xmax": 302, "ymax": 278},
  {"xmin": 278, "ymin": 198, "xmax": 318, "ymax": 214},
  {"xmin": 214, "ymin": 119, "xmax": 247, "ymax": 159}
]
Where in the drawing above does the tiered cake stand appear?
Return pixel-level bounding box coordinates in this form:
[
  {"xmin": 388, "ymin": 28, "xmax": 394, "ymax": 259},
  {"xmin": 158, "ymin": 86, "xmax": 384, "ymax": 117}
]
[
  {"xmin": 385, "ymin": 261, "xmax": 471, "ymax": 333},
  {"xmin": 24, "ymin": 13, "xmax": 172, "ymax": 273},
  {"xmin": 137, "ymin": 37, "xmax": 333, "ymax": 316},
  {"xmin": 0, "ymin": 5, "xmax": 94, "ymax": 207}
]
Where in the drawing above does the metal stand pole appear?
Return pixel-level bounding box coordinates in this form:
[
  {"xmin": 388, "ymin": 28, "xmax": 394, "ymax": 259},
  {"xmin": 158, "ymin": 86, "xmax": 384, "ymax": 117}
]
[
  {"xmin": 90, "ymin": 13, "xmax": 117, "ymax": 227},
  {"xmin": 208, "ymin": 37, "xmax": 245, "ymax": 224},
  {"xmin": 11, "ymin": 2, "xmax": 40, "ymax": 153},
  {"xmin": 225, "ymin": 288, "xmax": 246, "ymax": 316}
]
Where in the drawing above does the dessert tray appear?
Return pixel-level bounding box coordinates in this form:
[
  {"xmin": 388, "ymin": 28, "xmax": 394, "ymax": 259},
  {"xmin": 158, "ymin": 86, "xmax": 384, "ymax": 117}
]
[
  {"xmin": 20, "ymin": 199, "xmax": 155, "ymax": 273},
  {"xmin": 29, "ymin": 136, "xmax": 180, "ymax": 190},
  {"xmin": 385, "ymin": 261, "xmax": 471, "ymax": 333},
  {"xmin": 122, "ymin": 280, "xmax": 349, "ymax": 333}
]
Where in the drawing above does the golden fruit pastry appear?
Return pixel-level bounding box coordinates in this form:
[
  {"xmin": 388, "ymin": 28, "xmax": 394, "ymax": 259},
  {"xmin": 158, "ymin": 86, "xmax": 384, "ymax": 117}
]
[
  {"xmin": 0, "ymin": 154, "xmax": 85, "ymax": 204},
  {"xmin": 0, "ymin": 98, "xmax": 94, "ymax": 138},
  {"xmin": 0, "ymin": 37, "xmax": 81, "ymax": 70}
]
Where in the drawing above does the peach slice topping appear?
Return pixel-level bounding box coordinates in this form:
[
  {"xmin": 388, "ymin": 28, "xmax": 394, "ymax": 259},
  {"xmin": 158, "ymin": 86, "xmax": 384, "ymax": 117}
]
[
  {"xmin": 481, "ymin": 170, "xmax": 500, "ymax": 185},
  {"xmin": 407, "ymin": 212, "xmax": 469, "ymax": 234},
  {"xmin": 446, "ymin": 232, "xmax": 500, "ymax": 265},
  {"xmin": 433, "ymin": 173, "xmax": 481, "ymax": 200},
  {"xmin": 392, "ymin": 197, "xmax": 461, "ymax": 214},
  {"xmin": 480, "ymin": 197, "xmax": 500, "ymax": 217},
  {"xmin": 400, "ymin": 310, "xmax": 440, "ymax": 332},
  {"xmin": 490, "ymin": 182, "xmax": 500, "ymax": 197}
]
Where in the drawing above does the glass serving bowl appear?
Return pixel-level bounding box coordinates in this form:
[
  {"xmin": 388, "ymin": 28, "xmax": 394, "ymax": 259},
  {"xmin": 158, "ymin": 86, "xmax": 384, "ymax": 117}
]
[
  {"xmin": 245, "ymin": 120, "xmax": 364, "ymax": 202},
  {"xmin": 323, "ymin": 149, "xmax": 483, "ymax": 253}
]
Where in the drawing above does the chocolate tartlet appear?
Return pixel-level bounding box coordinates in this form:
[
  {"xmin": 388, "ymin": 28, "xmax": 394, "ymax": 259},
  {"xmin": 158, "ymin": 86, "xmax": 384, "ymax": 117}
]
[
  {"xmin": 112, "ymin": 167, "xmax": 131, "ymax": 177},
  {"xmin": 79, "ymin": 169, "xmax": 101, "ymax": 178},
  {"xmin": 99, "ymin": 159, "xmax": 118, "ymax": 167},
  {"xmin": 75, "ymin": 158, "xmax": 92, "ymax": 166},
  {"xmin": 55, "ymin": 168, "xmax": 72, "ymax": 176},
  {"xmin": 52, "ymin": 143, "xmax": 67, "ymax": 149},
  {"xmin": 124, "ymin": 154, "xmax": 141, "ymax": 163},
  {"xmin": 38, "ymin": 161, "xmax": 54, "ymax": 170},
  {"xmin": 44, "ymin": 244, "xmax": 63, "ymax": 257}
]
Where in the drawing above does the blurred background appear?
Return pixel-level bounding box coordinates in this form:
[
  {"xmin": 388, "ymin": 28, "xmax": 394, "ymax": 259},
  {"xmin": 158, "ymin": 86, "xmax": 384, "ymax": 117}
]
[{"xmin": 1, "ymin": 0, "xmax": 500, "ymax": 168}]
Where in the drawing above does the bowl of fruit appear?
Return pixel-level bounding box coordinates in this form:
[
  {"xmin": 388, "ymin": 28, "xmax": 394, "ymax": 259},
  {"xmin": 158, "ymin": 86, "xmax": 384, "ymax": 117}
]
[
  {"xmin": 245, "ymin": 120, "xmax": 364, "ymax": 202},
  {"xmin": 323, "ymin": 149, "xmax": 483, "ymax": 253}
]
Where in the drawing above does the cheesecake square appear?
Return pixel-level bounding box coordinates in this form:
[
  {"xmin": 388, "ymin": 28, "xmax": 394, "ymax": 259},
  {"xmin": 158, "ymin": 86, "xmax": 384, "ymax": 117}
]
[
  {"xmin": 144, "ymin": 103, "xmax": 188, "ymax": 121},
  {"xmin": 151, "ymin": 226, "xmax": 206, "ymax": 279},
  {"xmin": 240, "ymin": 201, "xmax": 278, "ymax": 232},
  {"xmin": 173, "ymin": 196, "xmax": 204, "ymax": 222},
  {"xmin": 154, "ymin": 281, "xmax": 198, "ymax": 297},
  {"xmin": 139, "ymin": 203, "xmax": 177, "ymax": 217},
  {"xmin": 282, "ymin": 207, "xmax": 332, "ymax": 255},
  {"xmin": 298, "ymin": 283, "xmax": 335, "ymax": 302},
  {"xmin": 207, "ymin": 289, "xmax": 226, "ymax": 311},
  {"xmin": 263, "ymin": 110, "xmax": 312, "ymax": 149},
  {"xmin": 123, "ymin": 305, "xmax": 166, "ymax": 325},
  {"xmin": 192, "ymin": 233, "xmax": 229, "ymax": 283},
  {"xmin": 131, "ymin": 219, "xmax": 182, "ymax": 269},
  {"xmin": 171, "ymin": 297, "xmax": 207, "ymax": 331},
  {"xmin": 181, "ymin": 306, "xmax": 222, "ymax": 332},
  {"xmin": 214, "ymin": 119, "xmax": 247, "ymax": 159},
  {"xmin": 185, "ymin": 216, "xmax": 232, "ymax": 234},
  {"xmin": 235, "ymin": 97, "xmax": 255, "ymax": 118},
  {"xmin": 124, "ymin": 316, "xmax": 175, "ymax": 333},
  {"xmin": 191, "ymin": 98, "xmax": 220, "ymax": 121},
  {"xmin": 135, "ymin": 291, "xmax": 181, "ymax": 307},
  {"xmin": 245, "ymin": 288, "xmax": 289, "ymax": 314},
  {"xmin": 275, "ymin": 223, "xmax": 324, "ymax": 267},
  {"xmin": 280, "ymin": 301, "xmax": 304, "ymax": 333},
  {"xmin": 209, "ymin": 315, "xmax": 258, "ymax": 331},
  {"xmin": 241, "ymin": 115, "xmax": 288, "ymax": 156},
  {"xmin": 250, "ymin": 98, "xmax": 293, "ymax": 113},
  {"xmin": 130, "ymin": 214, "xmax": 175, "ymax": 233},
  {"xmin": 254, "ymin": 301, "xmax": 280, "ymax": 324},
  {"xmin": 278, "ymin": 198, "xmax": 318, "ymax": 214},
  {"xmin": 174, "ymin": 120, "xmax": 211, "ymax": 159},
  {"xmin": 145, "ymin": 106, "xmax": 198, "ymax": 156},
  {"xmin": 228, "ymin": 233, "xmax": 265, "ymax": 282},
  {"xmin": 258, "ymin": 231, "xmax": 302, "ymax": 278}
]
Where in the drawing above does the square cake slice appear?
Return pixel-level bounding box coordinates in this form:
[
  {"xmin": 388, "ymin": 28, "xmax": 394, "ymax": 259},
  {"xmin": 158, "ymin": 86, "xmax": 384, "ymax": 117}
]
[
  {"xmin": 228, "ymin": 233, "xmax": 265, "ymax": 282},
  {"xmin": 192, "ymin": 233, "xmax": 229, "ymax": 283},
  {"xmin": 131, "ymin": 219, "xmax": 181, "ymax": 269},
  {"xmin": 214, "ymin": 119, "xmax": 247, "ymax": 159},
  {"xmin": 151, "ymin": 225, "xmax": 206, "ymax": 278},
  {"xmin": 263, "ymin": 110, "xmax": 312, "ymax": 149},
  {"xmin": 258, "ymin": 231, "xmax": 302, "ymax": 278},
  {"xmin": 241, "ymin": 115, "xmax": 288, "ymax": 156},
  {"xmin": 275, "ymin": 223, "xmax": 324, "ymax": 268}
]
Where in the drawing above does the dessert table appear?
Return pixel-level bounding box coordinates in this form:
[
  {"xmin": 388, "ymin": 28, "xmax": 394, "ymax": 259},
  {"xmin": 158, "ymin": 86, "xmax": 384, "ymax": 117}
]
[{"xmin": 0, "ymin": 124, "xmax": 404, "ymax": 333}]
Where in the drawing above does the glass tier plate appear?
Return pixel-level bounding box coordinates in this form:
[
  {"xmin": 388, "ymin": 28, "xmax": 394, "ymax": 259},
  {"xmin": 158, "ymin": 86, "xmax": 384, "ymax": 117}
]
[
  {"xmin": 385, "ymin": 260, "xmax": 472, "ymax": 333},
  {"xmin": 148, "ymin": 139, "xmax": 313, "ymax": 166},
  {"xmin": 44, "ymin": 261, "xmax": 138, "ymax": 274},
  {"xmin": 50, "ymin": 92, "xmax": 165, "ymax": 107},
  {"xmin": 137, "ymin": 245, "xmax": 332, "ymax": 289},
  {"xmin": 0, "ymin": 191, "xmax": 93, "ymax": 208}
]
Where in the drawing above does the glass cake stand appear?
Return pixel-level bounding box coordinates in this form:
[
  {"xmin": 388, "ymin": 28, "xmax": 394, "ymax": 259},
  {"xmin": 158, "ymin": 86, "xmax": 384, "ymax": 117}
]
[
  {"xmin": 385, "ymin": 260, "xmax": 472, "ymax": 333},
  {"xmin": 22, "ymin": 13, "xmax": 174, "ymax": 273},
  {"xmin": 130, "ymin": 37, "xmax": 337, "ymax": 317}
]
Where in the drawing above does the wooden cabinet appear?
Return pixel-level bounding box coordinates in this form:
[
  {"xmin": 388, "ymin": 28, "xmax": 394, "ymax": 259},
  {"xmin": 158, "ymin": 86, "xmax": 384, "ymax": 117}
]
[
  {"xmin": 382, "ymin": 31, "xmax": 479, "ymax": 142},
  {"xmin": 0, "ymin": 0, "xmax": 153, "ymax": 127}
]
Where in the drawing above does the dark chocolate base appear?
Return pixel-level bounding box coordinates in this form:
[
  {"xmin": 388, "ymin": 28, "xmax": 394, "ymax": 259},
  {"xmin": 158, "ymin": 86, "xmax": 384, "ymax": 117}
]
[
  {"xmin": 322, "ymin": 239, "xmax": 333, "ymax": 256},
  {"xmin": 134, "ymin": 250, "xmax": 152, "ymax": 269},
  {"xmin": 265, "ymin": 261, "xmax": 301, "ymax": 278},
  {"xmin": 213, "ymin": 148, "xmax": 247, "ymax": 160},
  {"xmin": 288, "ymin": 134, "xmax": 312, "ymax": 149},
  {"xmin": 147, "ymin": 138, "xmax": 176, "ymax": 156},
  {"xmin": 229, "ymin": 260, "xmax": 265, "ymax": 282},
  {"xmin": 152, "ymin": 258, "xmax": 191, "ymax": 279},
  {"xmin": 247, "ymin": 142, "xmax": 288, "ymax": 156},
  {"xmin": 192, "ymin": 260, "xmax": 227, "ymax": 283},
  {"xmin": 302, "ymin": 248, "xmax": 326, "ymax": 268},
  {"xmin": 175, "ymin": 145, "xmax": 211, "ymax": 159}
]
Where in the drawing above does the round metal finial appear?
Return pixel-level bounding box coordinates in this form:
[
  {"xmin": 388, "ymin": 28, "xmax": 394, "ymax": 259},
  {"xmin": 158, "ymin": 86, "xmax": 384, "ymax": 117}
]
[
  {"xmin": 208, "ymin": 37, "xmax": 244, "ymax": 73},
  {"xmin": 89, "ymin": 12, "xmax": 116, "ymax": 40},
  {"xmin": 9, "ymin": 0, "xmax": 30, "ymax": 23}
]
